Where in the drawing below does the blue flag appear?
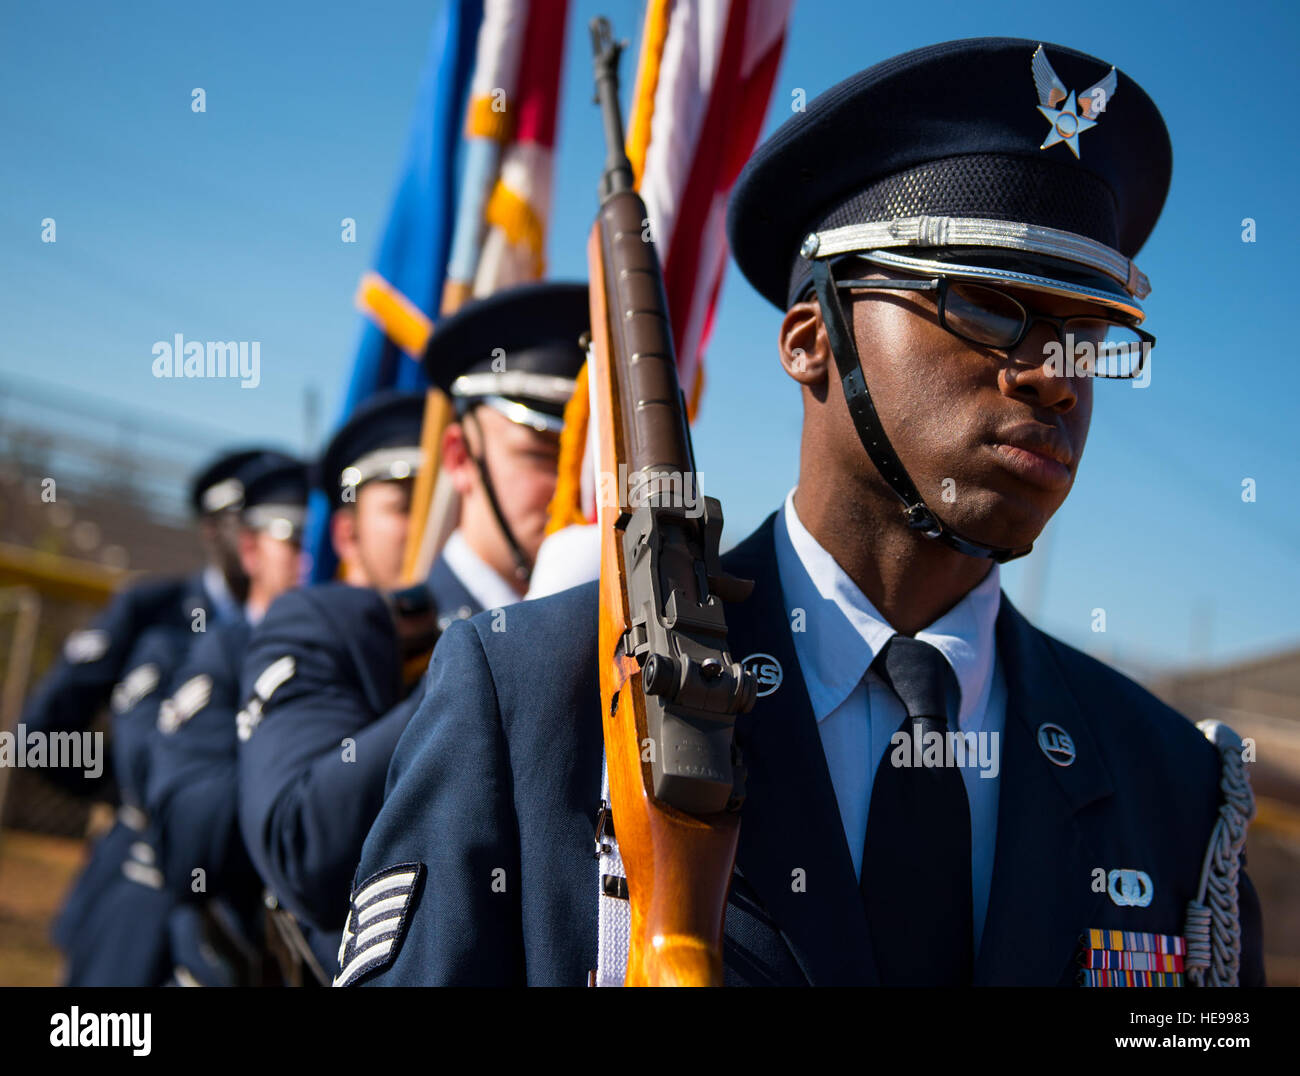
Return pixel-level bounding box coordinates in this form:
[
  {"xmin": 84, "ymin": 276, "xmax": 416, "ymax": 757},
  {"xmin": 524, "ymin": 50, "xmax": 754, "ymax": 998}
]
[{"xmin": 306, "ymin": 0, "xmax": 483, "ymax": 582}]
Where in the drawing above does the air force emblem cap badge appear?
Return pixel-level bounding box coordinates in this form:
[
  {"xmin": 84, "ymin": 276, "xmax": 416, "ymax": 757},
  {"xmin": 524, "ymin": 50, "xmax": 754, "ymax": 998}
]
[
  {"xmin": 334, "ymin": 862, "xmax": 424, "ymax": 987},
  {"xmin": 1032, "ymin": 44, "xmax": 1116, "ymax": 158}
]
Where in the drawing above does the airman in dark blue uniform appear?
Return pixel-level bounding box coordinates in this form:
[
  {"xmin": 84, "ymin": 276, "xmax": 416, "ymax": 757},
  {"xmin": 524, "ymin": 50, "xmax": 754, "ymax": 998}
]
[
  {"xmin": 145, "ymin": 456, "xmax": 310, "ymax": 985},
  {"xmin": 238, "ymin": 284, "xmax": 590, "ymax": 982},
  {"xmin": 23, "ymin": 448, "xmax": 289, "ymax": 775},
  {"xmin": 43, "ymin": 447, "xmax": 294, "ymax": 985},
  {"xmin": 236, "ymin": 391, "xmax": 433, "ymax": 981},
  {"xmin": 344, "ymin": 39, "xmax": 1263, "ymax": 988}
]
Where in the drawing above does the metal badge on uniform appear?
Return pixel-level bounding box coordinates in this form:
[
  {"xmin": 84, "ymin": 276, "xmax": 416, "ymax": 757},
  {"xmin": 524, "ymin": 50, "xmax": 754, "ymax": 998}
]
[
  {"xmin": 1031, "ymin": 45, "xmax": 1116, "ymax": 159},
  {"xmin": 334, "ymin": 862, "xmax": 425, "ymax": 987},
  {"xmin": 741, "ymin": 653, "xmax": 782, "ymax": 698},
  {"xmin": 1078, "ymin": 929, "xmax": 1185, "ymax": 986},
  {"xmin": 1107, "ymin": 868, "xmax": 1154, "ymax": 908},
  {"xmin": 1036, "ymin": 722, "xmax": 1075, "ymax": 766},
  {"xmin": 64, "ymin": 629, "xmax": 110, "ymax": 665}
]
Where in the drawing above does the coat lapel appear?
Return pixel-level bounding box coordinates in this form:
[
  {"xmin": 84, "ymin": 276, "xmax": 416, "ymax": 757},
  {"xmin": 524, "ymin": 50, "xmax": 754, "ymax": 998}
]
[
  {"xmin": 722, "ymin": 516, "xmax": 877, "ymax": 985},
  {"xmin": 428, "ymin": 553, "xmax": 484, "ymax": 620},
  {"xmin": 974, "ymin": 597, "xmax": 1114, "ymax": 985}
]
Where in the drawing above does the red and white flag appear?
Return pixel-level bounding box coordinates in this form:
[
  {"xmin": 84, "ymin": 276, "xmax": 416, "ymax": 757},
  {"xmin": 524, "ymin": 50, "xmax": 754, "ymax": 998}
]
[
  {"xmin": 630, "ymin": 0, "xmax": 794, "ymax": 415},
  {"xmin": 474, "ymin": 0, "xmax": 570, "ymax": 292},
  {"xmin": 529, "ymin": 0, "xmax": 793, "ymax": 598}
]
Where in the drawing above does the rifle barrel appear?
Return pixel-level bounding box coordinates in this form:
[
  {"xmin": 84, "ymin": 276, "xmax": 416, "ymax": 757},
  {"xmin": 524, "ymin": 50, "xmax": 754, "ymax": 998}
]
[{"xmin": 590, "ymin": 17, "xmax": 634, "ymax": 200}]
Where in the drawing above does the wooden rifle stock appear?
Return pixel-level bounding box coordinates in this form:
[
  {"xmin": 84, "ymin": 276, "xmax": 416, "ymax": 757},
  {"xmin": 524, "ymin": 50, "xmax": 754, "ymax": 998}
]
[{"xmin": 587, "ymin": 17, "xmax": 756, "ymax": 987}]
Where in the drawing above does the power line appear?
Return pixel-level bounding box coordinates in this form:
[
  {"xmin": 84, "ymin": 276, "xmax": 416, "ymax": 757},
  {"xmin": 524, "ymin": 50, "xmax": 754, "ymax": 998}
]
[{"xmin": 0, "ymin": 371, "xmax": 257, "ymax": 448}]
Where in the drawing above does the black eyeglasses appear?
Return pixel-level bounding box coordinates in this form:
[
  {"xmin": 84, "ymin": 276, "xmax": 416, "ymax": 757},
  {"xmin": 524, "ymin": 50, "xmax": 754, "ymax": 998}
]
[{"xmin": 834, "ymin": 274, "xmax": 1155, "ymax": 380}]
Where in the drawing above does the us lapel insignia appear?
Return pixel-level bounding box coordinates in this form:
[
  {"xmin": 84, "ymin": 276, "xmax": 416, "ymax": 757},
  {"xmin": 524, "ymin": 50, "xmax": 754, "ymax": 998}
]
[
  {"xmin": 741, "ymin": 653, "xmax": 783, "ymax": 697},
  {"xmin": 1078, "ymin": 929, "xmax": 1185, "ymax": 986},
  {"xmin": 1036, "ymin": 722, "xmax": 1076, "ymax": 766},
  {"xmin": 333, "ymin": 862, "xmax": 424, "ymax": 987}
]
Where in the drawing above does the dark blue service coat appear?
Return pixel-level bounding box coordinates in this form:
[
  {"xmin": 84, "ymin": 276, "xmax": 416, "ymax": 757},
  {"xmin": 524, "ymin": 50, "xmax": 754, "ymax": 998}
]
[
  {"xmin": 237, "ymin": 559, "xmax": 481, "ymax": 974},
  {"xmin": 23, "ymin": 574, "xmax": 211, "ymax": 795},
  {"xmin": 146, "ymin": 618, "xmax": 269, "ymax": 984},
  {"xmin": 345, "ymin": 516, "xmax": 1265, "ymax": 987},
  {"xmin": 55, "ymin": 620, "xmax": 203, "ymax": 986}
]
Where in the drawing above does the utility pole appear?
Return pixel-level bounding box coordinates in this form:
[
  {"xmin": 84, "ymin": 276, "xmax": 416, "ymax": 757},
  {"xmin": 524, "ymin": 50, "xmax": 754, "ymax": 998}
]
[{"xmin": 302, "ymin": 385, "xmax": 320, "ymax": 453}]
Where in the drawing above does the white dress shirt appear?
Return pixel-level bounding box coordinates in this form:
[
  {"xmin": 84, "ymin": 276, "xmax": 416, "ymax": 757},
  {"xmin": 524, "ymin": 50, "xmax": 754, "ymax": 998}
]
[
  {"xmin": 440, "ymin": 530, "xmax": 523, "ymax": 613},
  {"xmin": 202, "ymin": 564, "xmax": 242, "ymax": 625},
  {"xmin": 524, "ymin": 523, "xmax": 602, "ymax": 600},
  {"xmin": 772, "ymin": 489, "xmax": 1007, "ymax": 951}
]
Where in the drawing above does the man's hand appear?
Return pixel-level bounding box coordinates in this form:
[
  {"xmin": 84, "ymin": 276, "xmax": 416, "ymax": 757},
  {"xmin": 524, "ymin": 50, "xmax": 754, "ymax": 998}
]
[{"xmin": 385, "ymin": 584, "xmax": 440, "ymax": 688}]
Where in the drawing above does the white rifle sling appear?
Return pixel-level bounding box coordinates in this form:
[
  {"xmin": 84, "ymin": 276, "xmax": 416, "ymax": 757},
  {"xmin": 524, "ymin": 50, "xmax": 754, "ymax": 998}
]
[{"xmin": 594, "ymin": 753, "xmax": 631, "ymax": 987}]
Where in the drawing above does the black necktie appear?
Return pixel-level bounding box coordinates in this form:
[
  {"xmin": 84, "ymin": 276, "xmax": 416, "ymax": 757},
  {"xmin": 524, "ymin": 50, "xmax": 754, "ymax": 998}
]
[{"xmin": 860, "ymin": 634, "xmax": 974, "ymax": 986}]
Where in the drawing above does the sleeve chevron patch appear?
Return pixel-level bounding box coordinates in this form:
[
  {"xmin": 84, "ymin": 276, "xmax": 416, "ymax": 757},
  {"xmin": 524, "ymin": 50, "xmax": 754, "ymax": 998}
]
[{"xmin": 333, "ymin": 862, "xmax": 424, "ymax": 987}]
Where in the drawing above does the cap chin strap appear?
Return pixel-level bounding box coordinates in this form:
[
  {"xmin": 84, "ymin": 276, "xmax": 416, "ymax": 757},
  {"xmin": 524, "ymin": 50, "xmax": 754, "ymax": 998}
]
[
  {"xmin": 463, "ymin": 408, "xmax": 531, "ymax": 583},
  {"xmin": 810, "ymin": 257, "xmax": 1033, "ymax": 564}
]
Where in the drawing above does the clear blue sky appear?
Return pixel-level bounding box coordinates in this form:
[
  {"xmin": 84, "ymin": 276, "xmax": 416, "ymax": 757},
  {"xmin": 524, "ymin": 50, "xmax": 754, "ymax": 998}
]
[{"xmin": 2, "ymin": 0, "xmax": 1296, "ymax": 673}]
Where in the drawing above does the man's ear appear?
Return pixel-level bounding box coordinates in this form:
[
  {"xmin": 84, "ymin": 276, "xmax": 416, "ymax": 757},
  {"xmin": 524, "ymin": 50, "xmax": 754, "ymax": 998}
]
[
  {"xmin": 779, "ymin": 300, "xmax": 832, "ymax": 386},
  {"xmin": 236, "ymin": 527, "xmax": 259, "ymax": 580},
  {"xmin": 331, "ymin": 506, "xmax": 358, "ymax": 568},
  {"xmin": 195, "ymin": 516, "xmax": 218, "ymax": 562},
  {"xmin": 441, "ymin": 422, "xmax": 475, "ymax": 497}
]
